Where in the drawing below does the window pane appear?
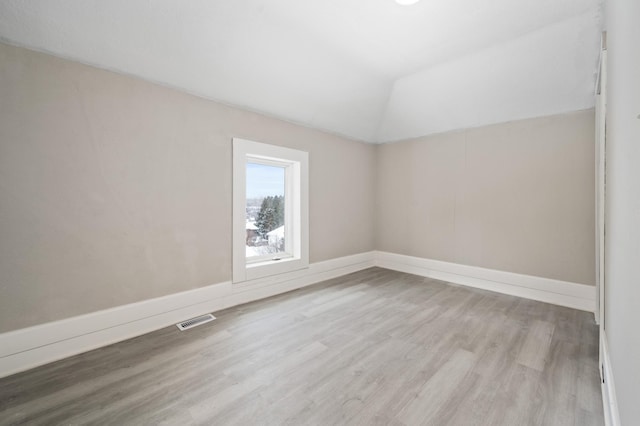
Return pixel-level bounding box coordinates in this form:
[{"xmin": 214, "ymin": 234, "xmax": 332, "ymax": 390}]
[{"xmin": 245, "ymin": 162, "xmax": 286, "ymax": 259}]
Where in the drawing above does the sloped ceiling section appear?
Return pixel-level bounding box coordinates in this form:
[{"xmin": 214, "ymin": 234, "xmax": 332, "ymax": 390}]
[
  {"xmin": 0, "ymin": 0, "xmax": 602, "ymax": 143},
  {"xmin": 377, "ymin": 10, "xmax": 602, "ymax": 141}
]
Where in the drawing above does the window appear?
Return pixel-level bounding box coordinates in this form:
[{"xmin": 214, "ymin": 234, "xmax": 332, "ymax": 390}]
[{"xmin": 233, "ymin": 138, "xmax": 309, "ymax": 283}]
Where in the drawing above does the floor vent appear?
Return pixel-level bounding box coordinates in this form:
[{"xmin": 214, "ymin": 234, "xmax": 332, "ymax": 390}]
[{"xmin": 176, "ymin": 314, "xmax": 216, "ymax": 331}]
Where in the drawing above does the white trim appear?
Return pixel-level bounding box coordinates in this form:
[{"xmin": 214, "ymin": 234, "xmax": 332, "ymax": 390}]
[
  {"xmin": 375, "ymin": 251, "xmax": 596, "ymax": 312},
  {"xmin": 596, "ymin": 48, "xmax": 607, "ymax": 330},
  {"xmin": 0, "ymin": 250, "xmax": 598, "ymax": 379},
  {"xmin": 0, "ymin": 251, "xmax": 375, "ymax": 379},
  {"xmin": 600, "ymin": 331, "xmax": 621, "ymax": 426},
  {"xmin": 232, "ymin": 138, "xmax": 309, "ymax": 283}
]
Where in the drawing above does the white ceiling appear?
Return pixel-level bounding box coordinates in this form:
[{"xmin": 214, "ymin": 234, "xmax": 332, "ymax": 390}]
[{"xmin": 0, "ymin": 0, "xmax": 603, "ymax": 143}]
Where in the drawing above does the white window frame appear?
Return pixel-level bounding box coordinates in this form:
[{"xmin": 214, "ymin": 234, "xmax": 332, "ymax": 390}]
[{"xmin": 232, "ymin": 138, "xmax": 309, "ymax": 283}]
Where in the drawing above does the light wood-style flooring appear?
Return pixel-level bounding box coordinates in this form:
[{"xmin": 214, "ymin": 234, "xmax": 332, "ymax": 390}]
[{"xmin": 0, "ymin": 268, "xmax": 603, "ymax": 425}]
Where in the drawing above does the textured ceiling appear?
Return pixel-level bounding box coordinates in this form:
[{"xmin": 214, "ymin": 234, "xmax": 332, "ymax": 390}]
[{"xmin": 0, "ymin": 0, "xmax": 603, "ymax": 143}]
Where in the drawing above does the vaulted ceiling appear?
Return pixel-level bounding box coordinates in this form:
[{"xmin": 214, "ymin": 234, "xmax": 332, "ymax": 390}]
[{"xmin": 0, "ymin": 0, "xmax": 603, "ymax": 143}]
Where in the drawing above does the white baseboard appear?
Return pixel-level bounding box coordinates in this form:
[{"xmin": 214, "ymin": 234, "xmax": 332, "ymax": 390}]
[
  {"xmin": 600, "ymin": 331, "xmax": 621, "ymax": 426},
  {"xmin": 375, "ymin": 251, "xmax": 596, "ymax": 312},
  {"xmin": 0, "ymin": 250, "xmax": 597, "ymax": 379},
  {"xmin": 0, "ymin": 251, "xmax": 375, "ymax": 379}
]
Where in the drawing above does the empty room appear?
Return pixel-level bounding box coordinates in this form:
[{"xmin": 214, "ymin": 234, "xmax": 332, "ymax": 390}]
[{"xmin": 0, "ymin": 0, "xmax": 638, "ymax": 425}]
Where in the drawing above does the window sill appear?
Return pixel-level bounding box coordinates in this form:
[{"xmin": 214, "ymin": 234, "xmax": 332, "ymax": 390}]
[
  {"xmin": 237, "ymin": 256, "xmax": 308, "ymax": 283},
  {"xmin": 247, "ymin": 256, "xmax": 295, "ymax": 269}
]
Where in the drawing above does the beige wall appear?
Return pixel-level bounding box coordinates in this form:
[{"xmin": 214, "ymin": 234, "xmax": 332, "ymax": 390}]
[
  {"xmin": 0, "ymin": 42, "xmax": 376, "ymax": 332},
  {"xmin": 0, "ymin": 41, "xmax": 597, "ymax": 334},
  {"xmin": 376, "ymin": 110, "xmax": 596, "ymax": 286}
]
